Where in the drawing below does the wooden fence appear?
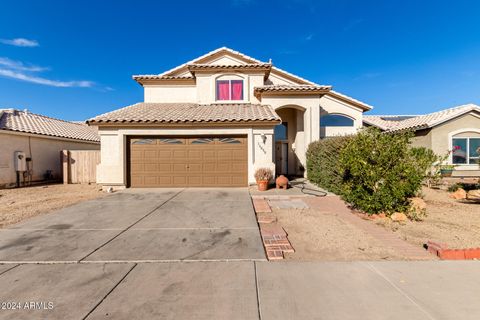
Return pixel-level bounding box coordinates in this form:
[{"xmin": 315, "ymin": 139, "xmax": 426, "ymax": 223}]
[{"xmin": 62, "ymin": 150, "xmax": 100, "ymax": 184}]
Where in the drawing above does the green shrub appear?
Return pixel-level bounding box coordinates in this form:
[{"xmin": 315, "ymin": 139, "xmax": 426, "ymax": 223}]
[
  {"xmin": 306, "ymin": 127, "xmax": 440, "ymax": 216},
  {"xmin": 338, "ymin": 128, "xmax": 438, "ymax": 214},
  {"xmin": 447, "ymin": 183, "xmax": 461, "ymax": 192},
  {"xmin": 306, "ymin": 135, "xmax": 352, "ymax": 194}
]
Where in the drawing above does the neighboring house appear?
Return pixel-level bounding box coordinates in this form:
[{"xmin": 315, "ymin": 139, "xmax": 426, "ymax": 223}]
[
  {"xmin": 88, "ymin": 47, "xmax": 372, "ymax": 188},
  {"xmin": 364, "ymin": 104, "xmax": 480, "ymax": 177},
  {"xmin": 0, "ymin": 109, "xmax": 100, "ymax": 187}
]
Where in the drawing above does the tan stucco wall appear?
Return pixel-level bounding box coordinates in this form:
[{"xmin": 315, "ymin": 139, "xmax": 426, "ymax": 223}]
[
  {"xmin": 0, "ymin": 131, "xmax": 99, "ymax": 186},
  {"xmin": 144, "ymin": 85, "xmax": 196, "ymax": 103},
  {"xmin": 411, "ymin": 129, "xmax": 432, "ymax": 149},
  {"xmin": 96, "ymin": 126, "xmax": 275, "ymax": 188}
]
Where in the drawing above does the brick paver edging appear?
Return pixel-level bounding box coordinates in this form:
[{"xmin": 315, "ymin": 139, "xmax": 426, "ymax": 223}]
[{"xmin": 427, "ymin": 241, "xmax": 480, "ymax": 260}]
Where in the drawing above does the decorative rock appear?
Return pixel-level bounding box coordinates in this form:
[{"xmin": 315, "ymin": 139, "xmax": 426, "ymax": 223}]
[
  {"xmin": 409, "ymin": 197, "xmax": 427, "ymax": 212},
  {"xmin": 391, "ymin": 212, "xmax": 408, "ymax": 222},
  {"xmin": 449, "ymin": 188, "xmax": 467, "ymax": 200},
  {"xmin": 276, "ymin": 175, "xmax": 289, "ymax": 190},
  {"xmin": 466, "ymin": 189, "xmax": 480, "ymax": 201}
]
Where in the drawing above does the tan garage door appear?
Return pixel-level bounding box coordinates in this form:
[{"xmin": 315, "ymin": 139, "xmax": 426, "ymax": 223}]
[{"xmin": 129, "ymin": 136, "xmax": 248, "ymax": 187}]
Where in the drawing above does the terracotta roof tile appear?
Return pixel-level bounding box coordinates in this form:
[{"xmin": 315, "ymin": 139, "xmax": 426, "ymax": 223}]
[
  {"xmin": 0, "ymin": 109, "xmax": 99, "ymax": 142},
  {"xmin": 132, "ymin": 75, "xmax": 194, "ymax": 81},
  {"xmin": 187, "ymin": 63, "xmax": 272, "ymax": 71},
  {"xmin": 87, "ymin": 103, "xmax": 281, "ymax": 124},
  {"xmin": 363, "ymin": 104, "xmax": 480, "ymax": 131},
  {"xmin": 254, "ymin": 84, "xmax": 332, "ymax": 93}
]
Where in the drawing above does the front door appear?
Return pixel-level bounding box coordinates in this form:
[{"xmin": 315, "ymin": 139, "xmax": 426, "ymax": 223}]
[{"xmin": 275, "ymin": 141, "xmax": 288, "ymax": 176}]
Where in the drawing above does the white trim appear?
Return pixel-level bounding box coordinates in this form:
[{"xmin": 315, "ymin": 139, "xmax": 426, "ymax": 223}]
[{"xmin": 448, "ymin": 128, "xmax": 480, "ymax": 166}]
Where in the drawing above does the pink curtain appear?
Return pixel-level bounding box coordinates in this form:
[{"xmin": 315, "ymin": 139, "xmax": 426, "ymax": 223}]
[
  {"xmin": 231, "ymin": 80, "xmax": 243, "ymax": 100},
  {"xmin": 217, "ymin": 81, "xmax": 230, "ymax": 100}
]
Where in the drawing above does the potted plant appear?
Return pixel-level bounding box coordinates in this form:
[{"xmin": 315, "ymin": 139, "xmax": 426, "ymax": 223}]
[
  {"xmin": 439, "ymin": 164, "xmax": 455, "ymax": 177},
  {"xmin": 254, "ymin": 167, "xmax": 273, "ymax": 191}
]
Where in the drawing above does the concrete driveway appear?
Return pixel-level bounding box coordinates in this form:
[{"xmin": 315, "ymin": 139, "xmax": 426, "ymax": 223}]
[
  {"xmin": 0, "ymin": 188, "xmax": 265, "ymax": 262},
  {"xmin": 1, "ymin": 189, "xmax": 480, "ymax": 319}
]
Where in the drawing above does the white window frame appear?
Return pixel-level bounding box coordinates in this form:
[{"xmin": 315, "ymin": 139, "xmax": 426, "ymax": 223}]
[
  {"xmin": 448, "ymin": 128, "xmax": 480, "ymax": 168},
  {"xmin": 213, "ymin": 74, "xmax": 247, "ymax": 103}
]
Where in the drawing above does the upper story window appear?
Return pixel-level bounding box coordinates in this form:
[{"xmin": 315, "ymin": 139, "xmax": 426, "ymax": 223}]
[
  {"xmin": 216, "ymin": 79, "xmax": 243, "ymax": 101},
  {"xmin": 452, "ymin": 137, "xmax": 480, "ymax": 164},
  {"xmin": 321, "ymin": 114, "xmax": 354, "ymax": 127}
]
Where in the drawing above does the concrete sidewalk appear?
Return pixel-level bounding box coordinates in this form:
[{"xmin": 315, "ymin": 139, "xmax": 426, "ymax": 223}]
[{"xmin": 0, "ymin": 260, "xmax": 479, "ymax": 319}]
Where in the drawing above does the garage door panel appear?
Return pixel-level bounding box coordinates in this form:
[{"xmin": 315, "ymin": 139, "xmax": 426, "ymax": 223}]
[
  {"xmin": 172, "ymin": 150, "xmax": 187, "ymax": 159},
  {"xmin": 188, "ymin": 150, "xmax": 202, "ymax": 160},
  {"xmin": 232, "ymin": 149, "xmax": 247, "ymax": 159},
  {"xmin": 173, "ymin": 176, "xmax": 187, "ymax": 185},
  {"xmin": 203, "ymin": 163, "xmax": 216, "ymax": 172},
  {"xmin": 129, "ymin": 136, "xmax": 247, "ymax": 187},
  {"xmin": 173, "ymin": 163, "xmax": 187, "ymax": 173}
]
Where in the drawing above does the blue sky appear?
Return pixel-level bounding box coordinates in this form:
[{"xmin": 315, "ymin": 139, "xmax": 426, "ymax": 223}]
[{"xmin": 1, "ymin": 0, "xmax": 480, "ymax": 120}]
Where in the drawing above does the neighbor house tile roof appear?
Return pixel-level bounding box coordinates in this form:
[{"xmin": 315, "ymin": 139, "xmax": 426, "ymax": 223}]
[
  {"xmin": 254, "ymin": 84, "xmax": 332, "ymax": 94},
  {"xmin": 87, "ymin": 103, "xmax": 281, "ymax": 124},
  {"xmin": 0, "ymin": 109, "xmax": 100, "ymax": 142},
  {"xmin": 363, "ymin": 104, "xmax": 480, "ymax": 132}
]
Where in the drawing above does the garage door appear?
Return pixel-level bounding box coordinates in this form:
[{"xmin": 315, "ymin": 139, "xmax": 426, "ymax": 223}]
[{"xmin": 129, "ymin": 136, "xmax": 248, "ymax": 187}]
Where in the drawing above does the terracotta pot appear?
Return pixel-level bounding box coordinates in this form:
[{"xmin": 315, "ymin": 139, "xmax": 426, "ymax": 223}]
[
  {"xmin": 275, "ymin": 175, "xmax": 288, "ymax": 189},
  {"xmin": 257, "ymin": 180, "xmax": 268, "ymax": 191}
]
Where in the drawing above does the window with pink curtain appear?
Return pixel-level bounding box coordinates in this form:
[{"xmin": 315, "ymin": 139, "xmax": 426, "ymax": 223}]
[
  {"xmin": 231, "ymin": 80, "xmax": 243, "ymax": 100},
  {"xmin": 216, "ymin": 80, "xmax": 230, "ymax": 100},
  {"xmin": 216, "ymin": 79, "xmax": 243, "ymax": 100}
]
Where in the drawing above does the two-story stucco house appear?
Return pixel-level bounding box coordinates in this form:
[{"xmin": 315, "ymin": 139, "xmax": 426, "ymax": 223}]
[{"xmin": 88, "ymin": 47, "xmax": 372, "ymax": 188}]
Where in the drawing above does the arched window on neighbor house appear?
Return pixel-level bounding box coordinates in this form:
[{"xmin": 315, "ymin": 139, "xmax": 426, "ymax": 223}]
[{"xmin": 321, "ymin": 114, "xmax": 354, "ymax": 127}]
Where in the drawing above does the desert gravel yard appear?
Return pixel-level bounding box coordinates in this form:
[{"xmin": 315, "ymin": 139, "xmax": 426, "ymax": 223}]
[
  {"xmin": 0, "ymin": 183, "xmax": 104, "ymax": 228},
  {"xmin": 376, "ymin": 187, "xmax": 480, "ymax": 249},
  {"xmin": 271, "ymin": 207, "xmax": 405, "ymax": 261}
]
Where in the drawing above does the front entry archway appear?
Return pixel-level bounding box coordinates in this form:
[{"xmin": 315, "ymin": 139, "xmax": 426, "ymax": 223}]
[{"xmin": 274, "ymin": 105, "xmax": 306, "ymax": 177}]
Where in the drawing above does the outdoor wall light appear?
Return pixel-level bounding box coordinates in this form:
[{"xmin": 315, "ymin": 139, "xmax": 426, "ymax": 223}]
[{"xmin": 260, "ymin": 133, "xmax": 267, "ymax": 144}]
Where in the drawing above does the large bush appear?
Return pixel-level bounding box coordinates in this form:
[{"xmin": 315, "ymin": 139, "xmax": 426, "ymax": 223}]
[
  {"xmin": 306, "ymin": 127, "xmax": 439, "ymax": 215},
  {"xmin": 306, "ymin": 135, "xmax": 352, "ymax": 195},
  {"xmin": 339, "ymin": 128, "xmax": 437, "ymax": 214}
]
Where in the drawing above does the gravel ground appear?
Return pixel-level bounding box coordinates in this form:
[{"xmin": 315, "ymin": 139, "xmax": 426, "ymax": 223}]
[
  {"xmin": 376, "ymin": 187, "xmax": 480, "ymax": 249},
  {"xmin": 0, "ymin": 183, "xmax": 104, "ymax": 228},
  {"xmin": 272, "ymin": 208, "xmax": 405, "ymax": 261}
]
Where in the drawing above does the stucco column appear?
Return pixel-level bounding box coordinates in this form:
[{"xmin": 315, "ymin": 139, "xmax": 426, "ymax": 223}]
[
  {"xmin": 311, "ymin": 103, "xmax": 320, "ymax": 142},
  {"xmin": 96, "ymin": 131, "xmax": 126, "ymax": 189},
  {"xmin": 252, "ymin": 128, "xmax": 275, "ymax": 182}
]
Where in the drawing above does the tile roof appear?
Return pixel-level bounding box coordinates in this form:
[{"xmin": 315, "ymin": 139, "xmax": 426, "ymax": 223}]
[
  {"xmin": 87, "ymin": 103, "xmax": 281, "ymax": 124},
  {"xmin": 132, "ymin": 75, "xmax": 194, "ymax": 81},
  {"xmin": 187, "ymin": 63, "xmax": 272, "ymax": 71},
  {"xmin": 254, "ymin": 84, "xmax": 332, "ymax": 94},
  {"xmin": 0, "ymin": 109, "xmax": 100, "ymax": 142},
  {"xmin": 363, "ymin": 104, "xmax": 480, "ymax": 131}
]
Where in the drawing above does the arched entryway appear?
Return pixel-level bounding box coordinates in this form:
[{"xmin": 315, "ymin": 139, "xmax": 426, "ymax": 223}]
[{"xmin": 274, "ymin": 105, "xmax": 306, "ymax": 177}]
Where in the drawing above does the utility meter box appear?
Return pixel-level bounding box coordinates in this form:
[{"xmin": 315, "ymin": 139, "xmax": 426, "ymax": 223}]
[{"xmin": 14, "ymin": 151, "xmax": 27, "ymax": 172}]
